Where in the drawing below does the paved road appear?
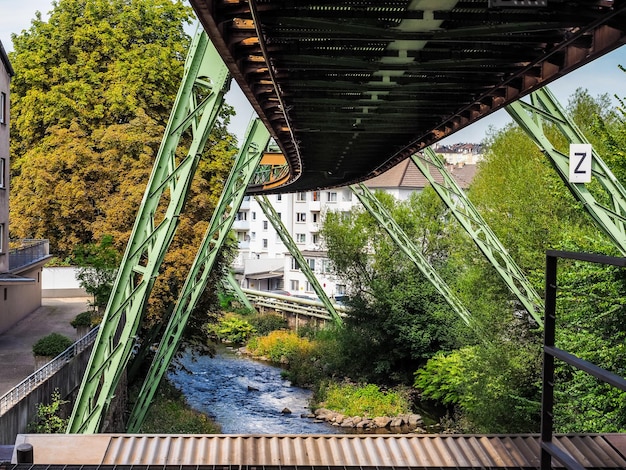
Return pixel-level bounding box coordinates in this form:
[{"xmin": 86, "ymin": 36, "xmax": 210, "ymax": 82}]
[{"xmin": 0, "ymin": 297, "xmax": 91, "ymax": 396}]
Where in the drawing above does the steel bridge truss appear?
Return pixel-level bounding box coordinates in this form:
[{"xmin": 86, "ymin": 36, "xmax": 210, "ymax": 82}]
[
  {"xmin": 410, "ymin": 149, "xmax": 544, "ymax": 326},
  {"xmin": 126, "ymin": 118, "xmax": 270, "ymax": 432},
  {"xmin": 507, "ymin": 86, "xmax": 626, "ymax": 256},
  {"xmin": 255, "ymin": 195, "xmax": 343, "ymax": 326},
  {"xmin": 68, "ymin": 31, "xmax": 232, "ymax": 433}
]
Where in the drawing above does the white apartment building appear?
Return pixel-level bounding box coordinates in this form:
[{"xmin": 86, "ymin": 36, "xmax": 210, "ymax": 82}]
[{"xmin": 232, "ymin": 157, "xmax": 477, "ymax": 300}]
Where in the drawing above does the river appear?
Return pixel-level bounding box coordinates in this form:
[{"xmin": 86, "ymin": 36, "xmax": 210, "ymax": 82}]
[{"xmin": 167, "ymin": 345, "xmax": 341, "ymax": 434}]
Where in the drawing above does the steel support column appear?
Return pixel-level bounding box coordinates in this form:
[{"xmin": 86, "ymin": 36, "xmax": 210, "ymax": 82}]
[
  {"xmin": 507, "ymin": 86, "xmax": 626, "ymax": 255},
  {"xmin": 411, "ymin": 149, "xmax": 544, "ymax": 326},
  {"xmin": 350, "ymin": 183, "xmax": 473, "ymax": 326},
  {"xmin": 126, "ymin": 119, "xmax": 270, "ymax": 432},
  {"xmin": 67, "ymin": 31, "xmax": 231, "ymax": 433},
  {"xmin": 255, "ymin": 195, "xmax": 343, "ymax": 326}
]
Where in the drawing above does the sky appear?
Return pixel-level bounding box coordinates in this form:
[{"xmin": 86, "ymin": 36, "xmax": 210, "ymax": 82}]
[{"xmin": 1, "ymin": 0, "xmax": 625, "ymax": 145}]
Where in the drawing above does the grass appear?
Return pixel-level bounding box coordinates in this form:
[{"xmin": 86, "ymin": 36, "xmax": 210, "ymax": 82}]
[{"xmin": 319, "ymin": 382, "xmax": 411, "ymax": 417}]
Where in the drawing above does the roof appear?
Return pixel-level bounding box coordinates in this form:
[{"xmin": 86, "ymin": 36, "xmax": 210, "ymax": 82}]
[
  {"xmin": 191, "ymin": 0, "xmax": 626, "ymax": 193},
  {"xmin": 0, "ymin": 40, "xmax": 14, "ymax": 77},
  {"xmin": 364, "ymin": 158, "xmax": 476, "ymax": 191},
  {"xmin": 10, "ymin": 433, "xmax": 626, "ymax": 468}
]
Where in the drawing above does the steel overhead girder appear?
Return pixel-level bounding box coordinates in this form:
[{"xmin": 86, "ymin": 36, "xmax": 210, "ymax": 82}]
[
  {"xmin": 507, "ymin": 86, "xmax": 626, "ymax": 256},
  {"xmin": 126, "ymin": 119, "xmax": 270, "ymax": 432},
  {"xmin": 255, "ymin": 195, "xmax": 343, "ymax": 326},
  {"xmin": 411, "ymin": 149, "xmax": 544, "ymax": 326},
  {"xmin": 350, "ymin": 183, "xmax": 473, "ymax": 327},
  {"xmin": 67, "ymin": 31, "xmax": 231, "ymax": 434}
]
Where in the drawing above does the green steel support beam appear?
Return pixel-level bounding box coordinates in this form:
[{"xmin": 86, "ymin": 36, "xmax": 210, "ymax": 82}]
[
  {"xmin": 350, "ymin": 183, "xmax": 473, "ymax": 326},
  {"xmin": 507, "ymin": 86, "xmax": 626, "ymax": 255},
  {"xmin": 126, "ymin": 118, "xmax": 270, "ymax": 432},
  {"xmin": 411, "ymin": 149, "xmax": 544, "ymax": 326},
  {"xmin": 255, "ymin": 195, "xmax": 343, "ymax": 326},
  {"xmin": 225, "ymin": 271, "xmax": 255, "ymax": 311},
  {"xmin": 67, "ymin": 31, "xmax": 231, "ymax": 433}
]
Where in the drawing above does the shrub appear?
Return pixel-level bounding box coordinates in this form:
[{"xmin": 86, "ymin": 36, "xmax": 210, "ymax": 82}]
[
  {"xmin": 248, "ymin": 312, "xmax": 288, "ymax": 336},
  {"xmin": 32, "ymin": 333, "xmax": 73, "ymax": 357},
  {"xmin": 319, "ymin": 382, "xmax": 411, "ymax": 417},
  {"xmin": 29, "ymin": 389, "xmax": 68, "ymax": 433},
  {"xmin": 70, "ymin": 310, "xmax": 93, "ymax": 328},
  {"xmin": 206, "ymin": 314, "xmax": 256, "ymax": 343},
  {"xmin": 247, "ymin": 330, "xmax": 313, "ymax": 364}
]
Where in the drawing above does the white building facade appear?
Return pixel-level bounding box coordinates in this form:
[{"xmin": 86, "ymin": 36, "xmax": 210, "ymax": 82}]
[{"xmin": 232, "ymin": 157, "xmax": 478, "ymax": 300}]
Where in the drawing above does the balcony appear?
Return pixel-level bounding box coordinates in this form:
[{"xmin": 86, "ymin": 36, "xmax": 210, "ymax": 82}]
[{"xmin": 8, "ymin": 239, "xmax": 50, "ymax": 272}]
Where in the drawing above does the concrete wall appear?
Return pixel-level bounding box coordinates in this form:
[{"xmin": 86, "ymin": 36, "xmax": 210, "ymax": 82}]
[
  {"xmin": 0, "ymin": 344, "xmax": 92, "ymax": 445},
  {"xmin": 42, "ymin": 267, "xmax": 87, "ymax": 298},
  {"xmin": 0, "ymin": 265, "xmax": 44, "ymax": 335}
]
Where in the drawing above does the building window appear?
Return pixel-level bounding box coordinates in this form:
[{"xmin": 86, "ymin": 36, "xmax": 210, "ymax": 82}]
[
  {"xmin": 321, "ymin": 259, "xmax": 331, "ymax": 273},
  {"xmin": 327, "ymin": 192, "xmax": 337, "ymax": 202},
  {"xmin": 252, "ymin": 211, "xmax": 256, "ymax": 220},
  {"xmin": 296, "ymin": 233, "xmax": 306, "ymax": 243},
  {"xmin": 277, "ymin": 212, "xmax": 281, "ymax": 220},
  {"xmin": 0, "ymin": 224, "xmax": 4, "ymax": 253},
  {"xmin": 312, "ymin": 191, "xmax": 321, "ymax": 201},
  {"xmin": 336, "ymin": 284, "xmax": 346, "ymax": 295},
  {"xmin": 296, "ymin": 212, "xmax": 306, "ymax": 222},
  {"xmin": 262, "ymin": 238, "xmax": 268, "ymax": 249},
  {"xmin": 291, "ymin": 258, "xmax": 300, "ymax": 270},
  {"xmin": 276, "ymin": 194, "xmax": 282, "ymax": 202},
  {"xmin": 236, "ymin": 211, "xmax": 247, "ymax": 221},
  {"xmin": 307, "ymin": 258, "xmax": 316, "ymax": 270},
  {"xmin": 343, "ymin": 189, "xmax": 352, "ymax": 201},
  {"xmin": 263, "ymin": 220, "xmax": 268, "ymax": 230},
  {"xmin": 312, "ymin": 233, "xmax": 320, "ymax": 245},
  {"xmin": 251, "ymin": 231, "xmax": 256, "ymax": 241},
  {"xmin": 312, "ymin": 212, "xmax": 320, "ymax": 223},
  {"xmin": 290, "ymin": 280, "xmax": 300, "ymax": 291},
  {"xmin": 305, "ymin": 281, "xmax": 313, "ymax": 292},
  {"xmin": 0, "ymin": 158, "xmax": 5, "ymax": 188},
  {"xmin": 0, "ymin": 92, "xmax": 6, "ymax": 125},
  {"xmin": 296, "ymin": 192, "xmax": 307, "ymax": 202}
]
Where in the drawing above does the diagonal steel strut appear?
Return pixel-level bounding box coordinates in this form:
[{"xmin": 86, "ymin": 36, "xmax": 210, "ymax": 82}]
[
  {"xmin": 126, "ymin": 118, "xmax": 270, "ymax": 432},
  {"xmin": 350, "ymin": 183, "xmax": 473, "ymax": 327},
  {"xmin": 255, "ymin": 195, "xmax": 343, "ymax": 326},
  {"xmin": 507, "ymin": 86, "xmax": 626, "ymax": 256},
  {"xmin": 67, "ymin": 31, "xmax": 231, "ymax": 433},
  {"xmin": 411, "ymin": 149, "xmax": 544, "ymax": 326}
]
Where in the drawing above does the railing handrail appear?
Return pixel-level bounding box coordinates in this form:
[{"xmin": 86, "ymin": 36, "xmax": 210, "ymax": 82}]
[
  {"xmin": 8, "ymin": 239, "xmax": 50, "ymax": 272},
  {"xmin": 541, "ymin": 250, "xmax": 626, "ymax": 470},
  {"xmin": 241, "ymin": 288, "xmax": 346, "ymax": 320},
  {"xmin": 0, "ymin": 326, "xmax": 99, "ymax": 416}
]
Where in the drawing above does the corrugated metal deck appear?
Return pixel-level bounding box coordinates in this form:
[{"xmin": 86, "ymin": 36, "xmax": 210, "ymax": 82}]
[{"xmin": 10, "ymin": 434, "xmax": 626, "ymax": 468}]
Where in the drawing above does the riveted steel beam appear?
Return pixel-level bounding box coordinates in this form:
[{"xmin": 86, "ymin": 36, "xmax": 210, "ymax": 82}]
[
  {"xmin": 67, "ymin": 31, "xmax": 231, "ymax": 433},
  {"xmin": 411, "ymin": 149, "xmax": 544, "ymax": 326},
  {"xmin": 255, "ymin": 195, "xmax": 343, "ymax": 326},
  {"xmin": 350, "ymin": 183, "xmax": 473, "ymax": 327},
  {"xmin": 126, "ymin": 118, "xmax": 270, "ymax": 432},
  {"xmin": 507, "ymin": 86, "xmax": 626, "ymax": 255}
]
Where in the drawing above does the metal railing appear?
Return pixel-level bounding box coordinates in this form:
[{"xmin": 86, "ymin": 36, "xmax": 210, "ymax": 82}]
[
  {"xmin": 8, "ymin": 239, "xmax": 50, "ymax": 271},
  {"xmin": 541, "ymin": 250, "xmax": 626, "ymax": 470},
  {"xmin": 0, "ymin": 327, "xmax": 98, "ymax": 416},
  {"xmin": 242, "ymin": 288, "xmax": 346, "ymax": 321}
]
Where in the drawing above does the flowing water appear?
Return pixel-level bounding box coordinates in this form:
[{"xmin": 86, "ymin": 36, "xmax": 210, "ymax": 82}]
[{"xmin": 168, "ymin": 345, "xmax": 341, "ymax": 434}]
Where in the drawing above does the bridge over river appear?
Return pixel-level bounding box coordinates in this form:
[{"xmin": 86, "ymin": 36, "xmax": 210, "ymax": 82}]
[{"xmin": 7, "ymin": 2, "xmax": 626, "ymax": 469}]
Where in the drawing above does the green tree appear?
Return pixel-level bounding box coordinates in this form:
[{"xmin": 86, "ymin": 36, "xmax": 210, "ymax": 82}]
[
  {"xmin": 74, "ymin": 234, "xmax": 120, "ymax": 310},
  {"xmin": 30, "ymin": 389, "xmax": 69, "ymax": 433},
  {"xmin": 321, "ymin": 189, "xmax": 459, "ymax": 384},
  {"xmin": 8, "ymin": 0, "xmax": 240, "ymax": 341}
]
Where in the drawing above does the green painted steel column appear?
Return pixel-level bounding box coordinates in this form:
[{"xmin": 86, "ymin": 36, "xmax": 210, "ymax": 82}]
[
  {"xmin": 507, "ymin": 86, "xmax": 626, "ymax": 255},
  {"xmin": 126, "ymin": 118, "xmax": 270, "ymax": 431},
  {"xmin": 67, "ymin": 31, "xmax": 231, "ymax": 433},
  {"xmin": 350, "ymin": 183, "xmax": 473, "ymax": 326},
  {"xmin": 411, "ymin": 149, "xmax": 544, "ymax": 326},
  {"xmin": 255, "ymin": 195, "xmax": 343, "ymax": 326}
]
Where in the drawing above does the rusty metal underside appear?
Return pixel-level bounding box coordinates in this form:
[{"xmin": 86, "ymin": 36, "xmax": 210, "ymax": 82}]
[{"xmin": 191, "ymin": 0, "xmax": 626, "ymax": 192}]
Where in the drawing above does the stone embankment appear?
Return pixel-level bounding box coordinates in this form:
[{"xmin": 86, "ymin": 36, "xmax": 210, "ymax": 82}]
[{"xmin": 306, "ymin": 407, "xmax": 424, "ymax": 432}]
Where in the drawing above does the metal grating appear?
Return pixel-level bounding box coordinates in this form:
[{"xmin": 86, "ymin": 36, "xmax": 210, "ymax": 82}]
[
  {"xmin": 9, "ymin": 434, "xmax": 626, "ymax": 468},
  {"xmin": 190, "ymin": 0, "xmax": 626, "ymax": 193}
]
